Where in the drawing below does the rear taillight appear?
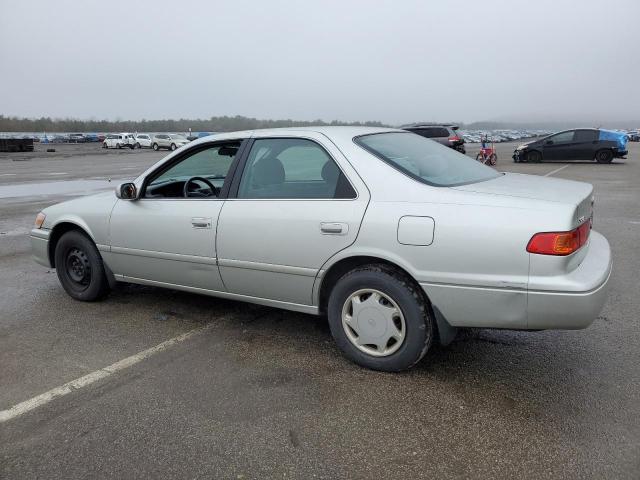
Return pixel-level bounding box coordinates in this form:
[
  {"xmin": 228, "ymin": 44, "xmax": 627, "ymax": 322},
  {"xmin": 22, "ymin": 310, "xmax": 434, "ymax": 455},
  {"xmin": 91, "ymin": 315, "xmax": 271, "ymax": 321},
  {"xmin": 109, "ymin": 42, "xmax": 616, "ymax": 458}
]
[
  {"xmin": 448, "ymin": 136, "xmax": 460, "ymax": 142},
  {"xmin": 526, "ymin": 220, "xmax": 591, "ymax": 256}
]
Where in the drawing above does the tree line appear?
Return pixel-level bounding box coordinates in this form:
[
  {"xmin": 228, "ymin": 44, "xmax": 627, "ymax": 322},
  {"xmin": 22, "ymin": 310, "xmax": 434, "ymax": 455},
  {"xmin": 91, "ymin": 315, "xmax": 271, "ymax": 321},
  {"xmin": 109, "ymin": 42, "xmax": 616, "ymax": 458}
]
[{"xmin": 0, "ymin": 115, "xmax": 388, "ymax": 133}]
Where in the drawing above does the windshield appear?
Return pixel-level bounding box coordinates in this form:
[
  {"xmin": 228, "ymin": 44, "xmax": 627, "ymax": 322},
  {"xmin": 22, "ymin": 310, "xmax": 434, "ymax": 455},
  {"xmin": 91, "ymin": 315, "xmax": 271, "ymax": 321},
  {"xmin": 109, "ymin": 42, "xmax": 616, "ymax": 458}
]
[{"xmin": 355, "ymin": 132, "xmax": 501, "ymax": 187}]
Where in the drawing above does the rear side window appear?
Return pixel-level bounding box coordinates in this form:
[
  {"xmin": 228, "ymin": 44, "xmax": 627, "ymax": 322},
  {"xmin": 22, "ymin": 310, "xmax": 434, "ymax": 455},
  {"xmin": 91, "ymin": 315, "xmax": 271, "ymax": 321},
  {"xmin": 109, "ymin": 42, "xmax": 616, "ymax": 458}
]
[
  {"xmin": 237, "ymin": 138, "xmax": 356, "ymax": 199},
  {"xmin": 412, "ymin": 127, "xmax": 449, "ymax": 138},
  {"xmin": 574, "ymin": 130, "xmax": 597, "ymax": 142},
  {"xmin": 355, "ymin": 132, "xmax": 500, "ymax": 187}
]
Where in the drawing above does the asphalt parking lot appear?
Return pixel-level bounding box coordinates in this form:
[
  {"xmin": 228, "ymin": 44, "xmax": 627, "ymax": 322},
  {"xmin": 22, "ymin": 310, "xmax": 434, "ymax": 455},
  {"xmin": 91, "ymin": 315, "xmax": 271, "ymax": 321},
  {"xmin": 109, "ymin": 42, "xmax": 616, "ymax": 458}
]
[{"xmin": 1, "ymin": 141, "xmax": 639, "ymax": 479}]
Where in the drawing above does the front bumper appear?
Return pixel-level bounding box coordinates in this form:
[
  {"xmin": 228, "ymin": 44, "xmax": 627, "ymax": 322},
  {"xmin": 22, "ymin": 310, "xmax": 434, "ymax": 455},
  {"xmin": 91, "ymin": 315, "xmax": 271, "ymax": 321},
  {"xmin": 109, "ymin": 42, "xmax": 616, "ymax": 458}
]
[
  {"xmin": 30, "ymin": 228, "xmax": 52, "ymax": 267},
  {"xmin": 527, "ymin": 231, "xmax": 612, "ymax": 329},
  {"xmin": 614, "ymin": 149, "xmax": 628, "ymax": 158}
]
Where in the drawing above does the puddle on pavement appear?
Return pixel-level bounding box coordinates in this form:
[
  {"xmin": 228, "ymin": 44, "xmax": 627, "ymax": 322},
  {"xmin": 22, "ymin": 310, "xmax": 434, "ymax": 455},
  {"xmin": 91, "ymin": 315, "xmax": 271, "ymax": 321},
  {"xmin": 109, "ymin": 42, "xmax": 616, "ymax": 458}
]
[{"xmin": 0, "ymin": 179, "xmax": 118, "ymax": 199}]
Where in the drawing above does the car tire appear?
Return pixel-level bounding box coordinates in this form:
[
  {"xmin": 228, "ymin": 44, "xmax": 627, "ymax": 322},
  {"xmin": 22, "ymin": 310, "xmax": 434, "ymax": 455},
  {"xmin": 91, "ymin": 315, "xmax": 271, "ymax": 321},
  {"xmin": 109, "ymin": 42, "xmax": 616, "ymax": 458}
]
[
  {"xmin": 595, "ymin": 149, "xmax": 613, "ymax": 164},
  {"xmin": 327, "ymin": 264, "xmax": 434, "ymax": 372},
  {"xmin": 102, "ymin": 142, "xmax": 107, "ymax": 149},
  {"xmin": 527, "ymin": 150, "xmax": 542, "ymax": 162},
  {"xmin": 117, "ymin": 143, "xmax": 122, "ymax": 149},
  {"xmin": 152, "ymin": 143, "xmax": 159, "ymax": 151},
  {"xmin": 170, "ymin": 143, "xmax": 177, "ymax": 151},
  {"xmin": 54, "ymin": 230, "xmax": 110, "ymax": 302},
  {"xmin": 135, "ymin": 142, "xmax": 140, "ymax": 149}
]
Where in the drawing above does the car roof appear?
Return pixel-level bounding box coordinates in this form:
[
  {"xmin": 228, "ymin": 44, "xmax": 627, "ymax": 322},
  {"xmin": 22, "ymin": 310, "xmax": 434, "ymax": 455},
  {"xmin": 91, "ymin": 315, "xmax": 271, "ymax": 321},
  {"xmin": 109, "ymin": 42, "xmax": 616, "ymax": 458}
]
[{"xmin": 189, "ymin": 126, "xmax": 398, "ymax": 142}]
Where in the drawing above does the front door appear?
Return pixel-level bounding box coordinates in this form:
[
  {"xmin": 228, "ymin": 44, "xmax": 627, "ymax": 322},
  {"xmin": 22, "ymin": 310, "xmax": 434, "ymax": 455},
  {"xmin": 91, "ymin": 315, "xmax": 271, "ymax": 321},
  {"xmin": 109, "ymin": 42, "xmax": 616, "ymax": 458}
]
[
  {"xmin": 542, "ymin": 130, "xmax": 576, "ymax": 160},
  {"xmin": 108, "ymin": 140, "xmax": 243, "ymax": 291},
  {"xmin": 216, "ymin": 134, "xmax": 369, "ymax": 306}
]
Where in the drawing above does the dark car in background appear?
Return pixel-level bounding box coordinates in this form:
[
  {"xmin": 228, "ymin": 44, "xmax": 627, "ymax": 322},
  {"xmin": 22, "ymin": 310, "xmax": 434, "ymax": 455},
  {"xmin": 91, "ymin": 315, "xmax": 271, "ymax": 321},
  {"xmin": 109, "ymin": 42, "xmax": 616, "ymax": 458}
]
[
  {"xmin": 513, "ymin": 128, "xmax": 628, "ymax": 164},
  {"xmin": 403, "ymin": 124, "xmax": 465, "ymax": 153}
]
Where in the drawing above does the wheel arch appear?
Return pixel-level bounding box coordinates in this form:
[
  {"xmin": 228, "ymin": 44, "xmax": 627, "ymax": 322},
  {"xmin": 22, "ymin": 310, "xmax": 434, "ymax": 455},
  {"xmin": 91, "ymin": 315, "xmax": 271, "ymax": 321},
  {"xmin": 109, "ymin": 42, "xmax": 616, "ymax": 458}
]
[
  {"xmin": 315, "ymin": 253, "xmax": 456, "ymax": 345},
  {"xmin": 316, "ymin": 253, "xmax": 424, "ymax": 315},
  {"xmin": 48, "ymin": 219, "xmax": 96, "ymax": 267}
]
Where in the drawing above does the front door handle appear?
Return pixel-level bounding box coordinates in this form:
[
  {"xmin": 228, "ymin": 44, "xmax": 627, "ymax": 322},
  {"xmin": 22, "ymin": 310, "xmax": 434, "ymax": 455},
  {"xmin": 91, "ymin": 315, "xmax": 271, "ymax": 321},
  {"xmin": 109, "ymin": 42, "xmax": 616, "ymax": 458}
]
[
  {"xmin": 191, "ymin": 217, "xmax": 212, "ymax": 229},
  {"xmin": 320, "ymin": 222, "xmax": 348, "ymax": 235}
]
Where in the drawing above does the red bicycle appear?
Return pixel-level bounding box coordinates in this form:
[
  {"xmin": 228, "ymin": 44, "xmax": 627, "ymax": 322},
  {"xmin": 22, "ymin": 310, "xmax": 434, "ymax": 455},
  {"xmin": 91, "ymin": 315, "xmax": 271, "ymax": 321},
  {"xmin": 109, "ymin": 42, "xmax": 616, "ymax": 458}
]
[{"xmin": 476, "ymin": 135, "xmax": 497, "ymax": 166}]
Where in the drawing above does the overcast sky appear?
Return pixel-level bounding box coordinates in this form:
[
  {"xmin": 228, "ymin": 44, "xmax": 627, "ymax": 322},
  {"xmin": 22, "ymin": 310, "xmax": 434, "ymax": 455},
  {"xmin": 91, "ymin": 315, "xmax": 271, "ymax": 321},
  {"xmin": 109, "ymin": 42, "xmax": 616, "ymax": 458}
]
[{"xmin": 1, "ymin": 0, "xmax": 638, "ymax": 125}]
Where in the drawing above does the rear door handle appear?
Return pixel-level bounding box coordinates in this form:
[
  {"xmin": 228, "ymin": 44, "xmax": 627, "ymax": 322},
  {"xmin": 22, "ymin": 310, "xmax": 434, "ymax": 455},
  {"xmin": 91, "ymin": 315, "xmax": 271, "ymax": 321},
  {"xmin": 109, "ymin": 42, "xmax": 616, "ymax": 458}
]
[
  {"xmin": 191, "ymin": 217, "xmax": 212, "ymax": 229},
  {"xmin": 320, "ymin": 222, "xmax": 348, "ymax": 235}
]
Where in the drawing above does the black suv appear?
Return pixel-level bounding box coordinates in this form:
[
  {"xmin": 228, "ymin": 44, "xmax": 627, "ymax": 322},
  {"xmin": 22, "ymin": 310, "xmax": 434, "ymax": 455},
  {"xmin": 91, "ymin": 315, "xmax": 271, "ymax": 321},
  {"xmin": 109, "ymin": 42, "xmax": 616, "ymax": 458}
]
[{"xmin": 402, "ymin": 124, "xmax": 465, "ymax": 153}]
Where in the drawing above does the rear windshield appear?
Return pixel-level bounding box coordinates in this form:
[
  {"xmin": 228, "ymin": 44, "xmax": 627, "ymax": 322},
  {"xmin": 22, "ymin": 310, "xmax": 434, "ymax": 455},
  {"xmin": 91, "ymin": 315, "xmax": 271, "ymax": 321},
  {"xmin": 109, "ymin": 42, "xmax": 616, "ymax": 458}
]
[{"xmin": 355, "ymin": 132, "xmax": 501, "ymax": 187}]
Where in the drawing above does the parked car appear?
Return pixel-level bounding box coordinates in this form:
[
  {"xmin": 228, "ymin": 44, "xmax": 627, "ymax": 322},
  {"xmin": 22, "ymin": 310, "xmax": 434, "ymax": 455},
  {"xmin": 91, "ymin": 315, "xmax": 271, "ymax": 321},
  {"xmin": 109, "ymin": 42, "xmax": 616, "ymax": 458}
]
[
  {"xmin": 151, "ymin": 133, "xmax": 190, "ymax": 151},
  {"xmin": 513, "ymin": 128, "xmax": 628, "ymax": 163},
  {"xmin": 402, "ymin": 124, "xmax": 465, "ymax": 153},
  {"xmin": 30, "ymin": 127, "xmax": 611, "ymax": 372},
  {"xmin": 627, "ymin": 131, "xmax": 639, "ymax": 142},
  {"xmin": 69, "ymin": 133, "xmax": 86, "ymax": 143},
  {"xmin": 134, "ymin": 133, "xmax": 152, "ymax": 149},
  {"xmin": 103, "ymin": 133, "xmax": 135, "ymax": 149}
]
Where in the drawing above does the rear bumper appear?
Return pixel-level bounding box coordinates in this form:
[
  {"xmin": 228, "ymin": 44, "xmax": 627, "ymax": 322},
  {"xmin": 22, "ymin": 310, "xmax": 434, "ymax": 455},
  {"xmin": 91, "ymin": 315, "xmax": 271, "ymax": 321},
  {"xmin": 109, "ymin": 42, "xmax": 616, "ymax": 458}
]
[
  {"xmin": 527, "ymin": 231, "xmax": 612, "ymax": 329},
  {"xmin": 420, "ymin": 231, "xmax": 612, "ymax": 331},
  {"xmin": 30, "ymin": 228, "xmax": 52, "ymax": 267}
]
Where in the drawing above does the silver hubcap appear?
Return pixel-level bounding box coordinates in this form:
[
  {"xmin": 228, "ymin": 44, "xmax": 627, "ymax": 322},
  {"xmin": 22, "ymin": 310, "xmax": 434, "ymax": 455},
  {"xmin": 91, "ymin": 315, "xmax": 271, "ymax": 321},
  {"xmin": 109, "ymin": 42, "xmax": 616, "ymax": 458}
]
[{"xmin": 341, "ymin": 289, "xmax": 406, "ymax": 357}]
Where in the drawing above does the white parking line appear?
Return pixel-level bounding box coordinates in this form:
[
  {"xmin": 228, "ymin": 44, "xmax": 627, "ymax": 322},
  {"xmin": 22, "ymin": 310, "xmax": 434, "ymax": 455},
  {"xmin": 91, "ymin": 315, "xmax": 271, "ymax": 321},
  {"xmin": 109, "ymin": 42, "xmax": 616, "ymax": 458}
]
[
  {"xmin": 544, "ymin": 165, "xmax": 570, "ymax": 177},
  {"xmin": 0, "ymin": 323, "xmax": 214, "ymax": 423},
  {"xmin": 0, "ymin": 173, "xmax": 17, "ymax": 176},
  {"xmin": 46, "ymin": 172, "xmax": 68, "ymax": 176}
]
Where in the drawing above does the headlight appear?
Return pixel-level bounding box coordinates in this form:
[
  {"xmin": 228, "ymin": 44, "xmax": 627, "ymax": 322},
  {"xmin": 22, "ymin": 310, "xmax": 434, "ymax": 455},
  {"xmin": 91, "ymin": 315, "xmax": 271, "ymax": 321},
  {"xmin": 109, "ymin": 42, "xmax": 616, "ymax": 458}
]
[{"xmin": 34, "ymin": 212, "xmax": 46, "ymax": 228}]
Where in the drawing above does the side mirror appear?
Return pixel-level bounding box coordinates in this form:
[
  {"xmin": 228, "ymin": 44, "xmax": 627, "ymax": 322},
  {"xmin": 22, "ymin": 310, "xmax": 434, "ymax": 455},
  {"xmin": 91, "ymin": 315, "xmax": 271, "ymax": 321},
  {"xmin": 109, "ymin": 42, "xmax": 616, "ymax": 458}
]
[
  {"xmin": 116, "ymin": 182, "xmax": 139, "ymax": 200},
  {"xmin": 545, "ymin": 140, "xmax": 553, "ymax": 145}
]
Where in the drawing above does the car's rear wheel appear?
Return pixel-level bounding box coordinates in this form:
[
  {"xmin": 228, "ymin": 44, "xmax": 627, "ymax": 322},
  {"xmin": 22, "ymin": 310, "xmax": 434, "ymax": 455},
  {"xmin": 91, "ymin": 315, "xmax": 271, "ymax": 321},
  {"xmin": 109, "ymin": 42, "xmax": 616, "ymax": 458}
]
[
  {"xmin": 54, "ymin": 230, "xmax": 110, "ymax": 301},
  {"xmin": 134, "ymin": 142, "xmax": 140, "ymax": 149},
  {"xmin": 152, "ymin": 143, "xmax": 159, "ymax": 151},
  {"xmin": 170, "ymin": 143, "xmax": 177, "ymax": 151},
  {"xmin": 327, "ymin": 264, "xmax": 433, "ymax": 372},
  {"xmin": 527, "ymin": 150, "xmax": 542, "ymax": 162},
  {"xmin": 102, "ymin": 142, "xmax": 107, "ymax": 149},
  {"xmin": 595, "ymin": 149, "xmax": 613, "ymax": 163},
  {"xmin": 117, "ymin": 143, "xmax": 122, "ymax": 149}
]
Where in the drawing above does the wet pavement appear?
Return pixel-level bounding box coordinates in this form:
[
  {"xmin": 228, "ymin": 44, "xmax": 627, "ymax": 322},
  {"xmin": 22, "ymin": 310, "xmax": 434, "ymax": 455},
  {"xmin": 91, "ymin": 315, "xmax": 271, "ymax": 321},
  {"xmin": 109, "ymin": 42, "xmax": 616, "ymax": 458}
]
[{"xmin": 1, "ymin": 142, "xmax": 639, "ymax": 479}]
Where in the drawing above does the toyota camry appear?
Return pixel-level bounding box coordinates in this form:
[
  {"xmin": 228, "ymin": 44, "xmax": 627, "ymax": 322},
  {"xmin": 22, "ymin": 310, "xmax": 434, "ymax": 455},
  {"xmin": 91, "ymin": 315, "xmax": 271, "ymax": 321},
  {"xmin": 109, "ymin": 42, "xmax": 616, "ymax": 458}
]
[{"xmin": 31, "ymin": 127, "xmax": 612, "ymax": 371}]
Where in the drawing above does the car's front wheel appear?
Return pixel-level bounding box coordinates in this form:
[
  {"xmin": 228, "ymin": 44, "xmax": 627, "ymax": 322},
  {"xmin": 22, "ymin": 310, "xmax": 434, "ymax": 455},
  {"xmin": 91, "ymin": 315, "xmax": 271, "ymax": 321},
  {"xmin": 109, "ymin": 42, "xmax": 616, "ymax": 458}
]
[
  {"xmin": 170, "ymin": 143, "xmax": 177, "ymax": 151},
  {"xmin": 527, "ymin": 150, "xmax": 542, "ymax": 162},
  {"xmin": 54, "ymin": 230, "xmax": 110, "ymax": 301},
  {"xmin": 102, "ymin": 142, "xmax": 108, "ymax": 149},
  {"xmin": 327, "ymin": 265, "xmax": 434, "ymax": 372},
  {"xmin": 152, "ymin": 143, "xmax": 159, "ymax": 151}
]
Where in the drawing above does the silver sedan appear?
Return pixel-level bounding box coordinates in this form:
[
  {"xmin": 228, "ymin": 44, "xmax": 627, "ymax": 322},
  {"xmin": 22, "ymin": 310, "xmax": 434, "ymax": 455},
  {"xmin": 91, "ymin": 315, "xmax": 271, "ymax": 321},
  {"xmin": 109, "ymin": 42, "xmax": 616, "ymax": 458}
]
[{"xmin": 30, "ymin": 127, "xmax": 612, "ymax": 371}]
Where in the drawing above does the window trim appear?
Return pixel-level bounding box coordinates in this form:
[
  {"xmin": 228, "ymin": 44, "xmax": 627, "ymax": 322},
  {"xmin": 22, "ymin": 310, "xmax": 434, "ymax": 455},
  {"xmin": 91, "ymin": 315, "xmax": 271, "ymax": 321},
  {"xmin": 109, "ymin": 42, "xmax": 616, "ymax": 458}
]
[
  {"xmin": 227, "ymin": 136, "xmax": 359, "ymax": 201},
  {"xmin": 139, "ymin": 139, "xmax": 249, "ymax": 201}
]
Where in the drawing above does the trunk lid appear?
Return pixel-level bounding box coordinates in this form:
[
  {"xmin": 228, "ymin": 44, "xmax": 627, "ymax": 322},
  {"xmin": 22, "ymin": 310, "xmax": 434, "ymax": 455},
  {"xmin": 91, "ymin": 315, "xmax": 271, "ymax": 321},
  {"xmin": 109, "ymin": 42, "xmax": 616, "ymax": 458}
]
[{"xmin": 453, "ymin": 172, "xmax": 594, "ymax": 228}]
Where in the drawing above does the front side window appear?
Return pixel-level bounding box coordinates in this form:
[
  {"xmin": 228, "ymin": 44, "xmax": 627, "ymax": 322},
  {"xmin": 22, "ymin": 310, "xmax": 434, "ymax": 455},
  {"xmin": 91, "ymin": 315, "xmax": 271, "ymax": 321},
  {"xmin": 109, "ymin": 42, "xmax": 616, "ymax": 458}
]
[
  {"xmin": 355, "ymin": 132, "xmax": 500, "ymax": 187},
  {"xmin": 237, "ymin": 138, "xmax": 356, "ymax": 199},
  {"xmin": 547, "ymin": 131, "xmax": 574, "ymax": 144},
  {"xmin": 144, "ymin": 142, "xmax": 240, "ymax": 198}
]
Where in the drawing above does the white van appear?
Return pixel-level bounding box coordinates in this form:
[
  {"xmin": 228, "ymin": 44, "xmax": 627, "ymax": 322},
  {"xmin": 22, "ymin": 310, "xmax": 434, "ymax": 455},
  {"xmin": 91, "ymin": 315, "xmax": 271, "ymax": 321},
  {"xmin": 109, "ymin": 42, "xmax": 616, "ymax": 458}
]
[{"xmin": 102, "ymin": 133, "xmax": 135, "ymax": 149}]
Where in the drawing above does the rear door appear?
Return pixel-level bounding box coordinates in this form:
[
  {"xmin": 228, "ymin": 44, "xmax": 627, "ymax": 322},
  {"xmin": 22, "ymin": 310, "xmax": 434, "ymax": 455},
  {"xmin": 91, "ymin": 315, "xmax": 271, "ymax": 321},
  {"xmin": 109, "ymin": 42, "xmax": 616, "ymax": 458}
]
[
  {"xmin": 216, "ymin": 132, "xmax": 370, "ymax": 306},
  {"xmin": 573, "ymin": 129, "xmax": 599, "ymax": 160}
]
